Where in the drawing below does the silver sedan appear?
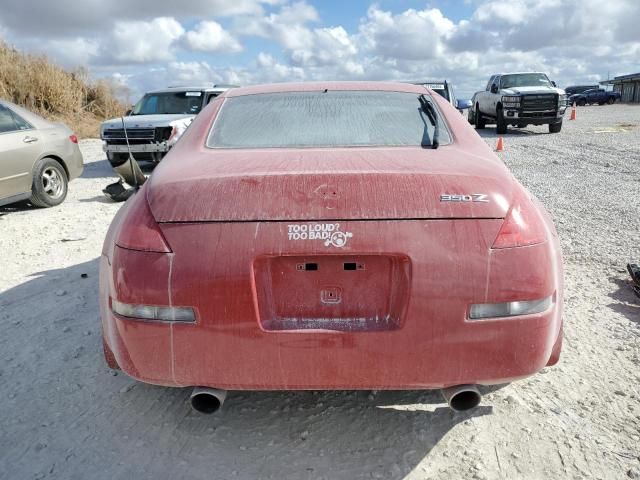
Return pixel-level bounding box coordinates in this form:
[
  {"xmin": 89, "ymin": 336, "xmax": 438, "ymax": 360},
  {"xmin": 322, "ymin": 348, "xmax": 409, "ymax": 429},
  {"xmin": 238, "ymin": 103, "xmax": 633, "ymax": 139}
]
[{"xmin": 0, "ymin": 100, "xmax": 84, "ymax": 208}]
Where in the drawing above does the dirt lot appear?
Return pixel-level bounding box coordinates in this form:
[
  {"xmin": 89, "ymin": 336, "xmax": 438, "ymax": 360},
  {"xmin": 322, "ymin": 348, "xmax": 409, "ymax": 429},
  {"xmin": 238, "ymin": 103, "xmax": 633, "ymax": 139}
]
[{"xmin": 1, "ymin": 105, "xmax": 639, "ymax": 480}]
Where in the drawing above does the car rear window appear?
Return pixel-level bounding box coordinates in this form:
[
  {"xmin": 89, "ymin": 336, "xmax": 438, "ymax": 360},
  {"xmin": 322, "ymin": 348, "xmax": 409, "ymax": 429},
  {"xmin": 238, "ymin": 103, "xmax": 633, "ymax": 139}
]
[{"xmin": 207, "ymin": 91, "xmax": 450, "ymax": 149}]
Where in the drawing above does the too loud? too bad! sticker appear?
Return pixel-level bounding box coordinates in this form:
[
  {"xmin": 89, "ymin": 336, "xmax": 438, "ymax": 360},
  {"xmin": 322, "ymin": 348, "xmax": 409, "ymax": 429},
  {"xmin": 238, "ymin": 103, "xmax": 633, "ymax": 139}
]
[{"xmin": 287, "ymin": 223, "xmax": 353, "ymax": 248}]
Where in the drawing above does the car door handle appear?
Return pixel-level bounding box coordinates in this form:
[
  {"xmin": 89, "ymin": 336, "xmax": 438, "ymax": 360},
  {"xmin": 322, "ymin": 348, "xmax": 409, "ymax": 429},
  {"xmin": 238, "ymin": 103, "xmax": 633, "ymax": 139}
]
[{"xmin": 23, "ymin": 136, "xmax": 39, "ymax": 144}]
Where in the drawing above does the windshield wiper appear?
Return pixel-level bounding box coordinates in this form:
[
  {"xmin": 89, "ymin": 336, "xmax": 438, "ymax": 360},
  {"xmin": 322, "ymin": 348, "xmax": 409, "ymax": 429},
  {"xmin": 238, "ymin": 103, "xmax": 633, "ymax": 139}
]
[{"xmin": 418, "ymin": 95, "xmax": 440, "ymax": 149}]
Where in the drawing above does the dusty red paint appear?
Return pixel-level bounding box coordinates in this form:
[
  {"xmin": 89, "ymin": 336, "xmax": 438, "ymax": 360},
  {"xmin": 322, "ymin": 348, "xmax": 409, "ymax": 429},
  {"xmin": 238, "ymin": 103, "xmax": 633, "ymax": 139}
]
[{"xmin": 100, "ymin": 82, "xmax": 563, "ymax": 390}]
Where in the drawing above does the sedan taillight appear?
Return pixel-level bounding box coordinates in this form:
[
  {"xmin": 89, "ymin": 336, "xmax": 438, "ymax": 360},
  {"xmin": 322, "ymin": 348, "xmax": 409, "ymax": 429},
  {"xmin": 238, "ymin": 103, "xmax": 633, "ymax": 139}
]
[
  {"xmin": 69, "ymin": 134, "xmax": 78, "ymax": 144},
  {"xmin": 115, "ymin": 191, "xmax": 171, "ymax": 253},
  {"xmin": 492, "ymin": 193, "xmax": 547, "ymax": 249},
  {"xmin": 112, "ymin": 299, "xmax": 195, "ymax": 322}
]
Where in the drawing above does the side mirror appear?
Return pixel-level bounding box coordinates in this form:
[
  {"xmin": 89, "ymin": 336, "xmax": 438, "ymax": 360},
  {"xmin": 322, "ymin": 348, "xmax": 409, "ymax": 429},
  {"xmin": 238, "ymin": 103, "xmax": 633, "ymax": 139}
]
[
  {"xmin": 490, "ymin": 84, "xmax": 498, "ymax": 94},
  {"xmin": 551, "ymin": 81, "xmax": 557, "ymax": 87},
  {"xmin": 456, "ymin": 99, "xmax": 473, "ymax": 110}
]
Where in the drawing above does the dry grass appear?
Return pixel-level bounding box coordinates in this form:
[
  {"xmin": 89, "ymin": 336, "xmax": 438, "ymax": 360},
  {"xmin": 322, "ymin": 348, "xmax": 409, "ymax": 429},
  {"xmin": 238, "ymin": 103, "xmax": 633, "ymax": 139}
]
[{"xmin": 0, "ymin": 42, "xmax": 128, "ymax": 138}]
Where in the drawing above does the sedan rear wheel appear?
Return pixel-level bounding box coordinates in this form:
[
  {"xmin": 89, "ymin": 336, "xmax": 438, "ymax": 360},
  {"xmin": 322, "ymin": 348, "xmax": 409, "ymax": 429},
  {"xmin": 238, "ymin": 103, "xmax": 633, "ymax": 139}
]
[
  {"xmin": 30, "ymin": 158, "xmax": 68, "ymax": 208},
  {"xmin": 607, "ymin": 97, "xmax": 615, "ymax": 105}
]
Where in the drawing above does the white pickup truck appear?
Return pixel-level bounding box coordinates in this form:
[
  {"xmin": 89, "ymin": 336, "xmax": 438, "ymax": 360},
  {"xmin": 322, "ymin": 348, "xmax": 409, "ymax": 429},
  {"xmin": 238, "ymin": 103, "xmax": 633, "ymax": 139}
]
[
  {"xmin": 470, "ymin": 72, "xmax": 567, "ymax": 134},
  {"xmin": 100, "ymin": 84, "xmax": 234, "ymax": 168}
]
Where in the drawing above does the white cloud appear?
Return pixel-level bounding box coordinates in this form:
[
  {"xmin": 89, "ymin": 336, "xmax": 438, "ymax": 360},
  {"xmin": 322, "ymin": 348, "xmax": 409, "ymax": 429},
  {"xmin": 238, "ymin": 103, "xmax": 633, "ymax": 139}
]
[
  {"xmin": 183, "ymin": 21, "xmax": 243, "ymax": 53},
  {"xmin": 473, "ymin": 1, "xmax": 527, "ymax": 24},
  {"xmin": 167, "ymin": 61, "xmax": 216, "ymax": 84},
  {"xmin": 108, "ymin": 17, "xmax": 185, "ymax": 63},
  {"xmin": 47, "ymin": 38, "xmax": 99, "ymax": 66},
  {"xmin": 237, "ymin": 3, "xmax": 361, "ymax": 77},
  {"xmin": 163, "ymin": 61, "xmax": 255, "ymax": 87},
  {"xmin": 239, "ymin": 1, "xmax": 319, "ymax": 50},
  {"xmin": 358, "ymin": 7, "xmax": 455, "ymax": 61},
  {"xmin": 110, "ymin": 72, "xmax": 131, "ymax": 89},
  {"xmin": 2, "ymin": 0, "xmax": 639, "ymax": 100},
  {"xmin": 0, "ymin": 0, "xmax": 284, "ymax": 36},
  {"xmin": 289, "ymin": 27, "xmax": 357, "ymax": 66},
  {"xmin": 256, "ymin": 52, "xmax": 305, "ymax": 81}
]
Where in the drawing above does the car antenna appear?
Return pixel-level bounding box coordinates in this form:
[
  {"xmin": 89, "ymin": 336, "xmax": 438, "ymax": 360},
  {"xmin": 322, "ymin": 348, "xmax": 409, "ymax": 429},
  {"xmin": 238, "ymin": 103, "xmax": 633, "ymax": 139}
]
[{"xmin": 120, "ymin": 115, "xmax": 140, "ymax": 191}]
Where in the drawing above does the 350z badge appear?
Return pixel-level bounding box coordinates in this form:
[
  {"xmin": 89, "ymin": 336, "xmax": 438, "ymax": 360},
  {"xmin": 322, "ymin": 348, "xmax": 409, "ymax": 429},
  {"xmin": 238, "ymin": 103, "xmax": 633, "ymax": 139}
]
[{"xmin": 440, "ymin": 193, "xmax": 490, "ymax": 203}]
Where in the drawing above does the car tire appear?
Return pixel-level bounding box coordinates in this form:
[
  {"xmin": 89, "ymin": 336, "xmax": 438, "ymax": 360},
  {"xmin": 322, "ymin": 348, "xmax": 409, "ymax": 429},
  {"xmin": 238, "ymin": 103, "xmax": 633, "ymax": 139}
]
[
  {"xmin": 474, "ymin": 105, "xmax": 486, "ymax": 129},
  {"xmin": 549, "ymin": 121, "xmax": 562, "ymax": 134},
  {"xmin": 598, "ymin": 101, "xmax": 605, "ymax": 106},
  {"xmin": 607, "ymin": 97, "xmax": 615, "ymax": 105},
  {"xmin": 107, "ymin": 152, "xmax": 130, "ymax": 168},
  {"xmin": 29, "ymin": 158, "xmax": 68, "ymax": 208},
  {"xmin": 496, "ymin": 107, "xmax": 507, "ymax": 134},
  {"xmin": 577, "ymin": 99, "xmax": 586, "ymax": 106}
]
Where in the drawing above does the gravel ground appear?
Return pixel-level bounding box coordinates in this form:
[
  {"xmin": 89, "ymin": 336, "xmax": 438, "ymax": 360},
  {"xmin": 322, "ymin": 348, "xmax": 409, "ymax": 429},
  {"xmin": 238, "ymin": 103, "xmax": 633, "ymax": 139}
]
[{"xmin": 0, "ymin": 104, "xmax": 639, "ymax": 480}]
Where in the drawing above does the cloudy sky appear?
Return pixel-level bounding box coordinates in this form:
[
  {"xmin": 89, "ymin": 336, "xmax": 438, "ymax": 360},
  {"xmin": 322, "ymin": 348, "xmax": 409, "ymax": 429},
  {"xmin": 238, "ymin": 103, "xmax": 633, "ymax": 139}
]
[{"xmin": 1, "ymin": 0, "xmax": 638, "ymax": 100}]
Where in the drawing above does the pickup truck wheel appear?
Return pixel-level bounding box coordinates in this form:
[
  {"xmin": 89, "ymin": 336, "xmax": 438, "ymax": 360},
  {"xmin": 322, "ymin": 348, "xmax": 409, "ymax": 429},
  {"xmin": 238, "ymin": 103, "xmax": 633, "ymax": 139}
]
[
  {"xmin": 577, "ymin": 99, "xmax": 586, "ymax": 106},
  {"xmin": 474, "ymin": 106, "xmax": 486, "ymax": 129},
  {"xmin": 549, "ymin": 121, "xmax": 562, "ymax": 134},
  {"xmin": 473, "ymin": 110, "xmax": 487, "ymax": 130},
  {"xmin": 607, "ymin": 97, "xmax": 615, "ymax": 105},
  {"xmin": 496, "ymin": 107, "xmax": 507, "ymax": 134}
]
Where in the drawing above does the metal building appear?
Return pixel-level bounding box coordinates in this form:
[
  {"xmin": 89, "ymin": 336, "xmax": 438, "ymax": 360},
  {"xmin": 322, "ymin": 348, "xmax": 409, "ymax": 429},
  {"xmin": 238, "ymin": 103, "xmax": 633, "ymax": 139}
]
[{"xmin": 600, "ymin": 73, "xmax": 640, "ymax": 103}]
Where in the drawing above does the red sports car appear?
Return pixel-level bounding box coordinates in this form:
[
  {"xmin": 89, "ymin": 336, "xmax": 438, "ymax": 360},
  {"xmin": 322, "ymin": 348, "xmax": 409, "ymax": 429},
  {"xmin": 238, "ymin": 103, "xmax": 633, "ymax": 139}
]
[{"xmin": 100, "ymin": 82, "xmax": 563, "ymax": 413}]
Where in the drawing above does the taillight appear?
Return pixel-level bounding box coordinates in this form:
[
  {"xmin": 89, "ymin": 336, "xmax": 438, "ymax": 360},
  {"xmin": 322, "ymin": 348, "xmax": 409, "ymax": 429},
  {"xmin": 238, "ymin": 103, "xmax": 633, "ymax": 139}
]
[
  {"xmin": 469, "ymin": 295, "xmax": 553, "ymax": 320},
  {"xmin": 492, "ymin": 193, "xmax": 547, "ymax": 249},
  {"xmin": 115, "ymin": 191, "xmax": 171, "ymax": 253},
  {"xmin": 69, "ymin": 134, "xmax": 78, "ymax": 144},
  {"xmin": 112, "ymin": 299, "xmax": 195, "ymax": 322}
]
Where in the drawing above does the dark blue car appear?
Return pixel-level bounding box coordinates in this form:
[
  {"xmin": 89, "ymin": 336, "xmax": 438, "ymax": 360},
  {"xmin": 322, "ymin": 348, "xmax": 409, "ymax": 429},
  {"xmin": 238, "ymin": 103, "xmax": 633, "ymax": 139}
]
[{"xmin": 569, "ymin": 88, "xmax": 621, "ymax": 106}]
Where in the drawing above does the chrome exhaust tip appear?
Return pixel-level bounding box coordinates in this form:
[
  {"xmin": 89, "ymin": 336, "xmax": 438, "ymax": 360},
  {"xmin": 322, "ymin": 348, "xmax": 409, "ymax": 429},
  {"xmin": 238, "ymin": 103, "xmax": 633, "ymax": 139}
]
[
  {"xmin": 190, "ymin": 387, "xmax": 227, "ymax": 414},
  {"xmin": 441, "ymin": 384, "xmax": 482, "ymax": 411}
]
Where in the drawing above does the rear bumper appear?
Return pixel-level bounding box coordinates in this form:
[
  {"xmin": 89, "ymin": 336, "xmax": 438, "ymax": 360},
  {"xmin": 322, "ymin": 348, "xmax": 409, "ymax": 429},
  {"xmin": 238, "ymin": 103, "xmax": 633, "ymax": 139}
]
[
  {"xmin": 101, "ymin": 297, "xmax": 561, "ymax": 390},
  {"xmin": 99, "ymin": 219, "xmax": 564, "ymax": 390},
  {"xmin": 67, "ymin": 146, "xmax": 84, "ymax": 181}
]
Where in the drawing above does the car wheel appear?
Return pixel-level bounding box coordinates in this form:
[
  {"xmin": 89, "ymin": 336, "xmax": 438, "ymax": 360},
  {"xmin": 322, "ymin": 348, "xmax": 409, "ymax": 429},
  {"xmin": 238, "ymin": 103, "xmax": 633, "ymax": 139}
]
[
  {"xmin": 577, "ymin": 99, "xmax": 586, "ymax": 106},
  {"xmin": 549, "ymin": 121, "xmax": 562, "ymax": 133},
  {"xmin": 598, "ymin": 101, "xmax": 605, "ymax": 105},
  {"xmin": 29, "ymin": 158, "xmax": 68, "ymax": 208},
  {"xmin": 607, "ymin": 97, "xmax": 615, "ymax": 105},
  {"xmin": 474, "ymin": 105, "xmax": 486, "ymax": 129},
  {"xmin": 496, "ymin": 107, "xmax": 507, "ymax": 134}
]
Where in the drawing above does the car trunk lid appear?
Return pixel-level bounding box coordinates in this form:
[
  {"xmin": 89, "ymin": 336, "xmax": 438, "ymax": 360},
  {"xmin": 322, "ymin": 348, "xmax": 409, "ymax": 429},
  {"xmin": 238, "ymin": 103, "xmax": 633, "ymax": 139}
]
[{"xmin": 148, "ymin": 146, "xmax": 513, "ymax": 222}]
